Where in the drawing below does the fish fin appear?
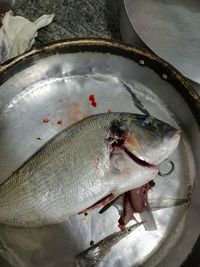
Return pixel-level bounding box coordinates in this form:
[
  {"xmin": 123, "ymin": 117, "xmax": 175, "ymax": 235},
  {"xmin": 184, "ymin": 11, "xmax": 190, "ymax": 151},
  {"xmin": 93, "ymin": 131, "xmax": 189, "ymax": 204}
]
[
  {"xmin": 99, "ymin": 195, "xmax": 122, "ymax": 214},
  {"xmin": 139, "ymin": 205, "xmax": 157, "ymax": 231},
  {"xmin": 79, "ymin": 194, "xmax": 116, "ymax": 215},
  {"xmin": 121, "ymin": 81, "xmax": 150, "ymax": 116}
]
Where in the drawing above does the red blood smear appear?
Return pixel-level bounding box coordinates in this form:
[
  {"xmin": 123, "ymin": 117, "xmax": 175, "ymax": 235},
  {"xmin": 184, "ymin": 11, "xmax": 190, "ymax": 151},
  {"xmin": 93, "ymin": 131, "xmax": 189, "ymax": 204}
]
[
  {"xmin": 37, "ymin": 137, "xmax": 42, "ymax": 140},
  {"xmin": 89, "ymin": 95, "xmax": 97, "ymax": 108},
  {"xmin": 43, "ymin": 117, "xmax": 49, "ymax": 123},
  {"xmin": 57, "ymin": 120, "xmax": 63, "ymax": 125},
  {"xmin": 107, "ymin": 108, "xmax": 112, "ymax": 113}
]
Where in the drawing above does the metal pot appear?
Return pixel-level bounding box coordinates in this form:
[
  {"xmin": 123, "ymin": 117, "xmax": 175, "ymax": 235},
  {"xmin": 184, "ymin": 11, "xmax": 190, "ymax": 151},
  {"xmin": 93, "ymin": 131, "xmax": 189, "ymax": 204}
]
[{"xmin": 0, "ymin": 39, "xmax": 199, "ymax": 267}]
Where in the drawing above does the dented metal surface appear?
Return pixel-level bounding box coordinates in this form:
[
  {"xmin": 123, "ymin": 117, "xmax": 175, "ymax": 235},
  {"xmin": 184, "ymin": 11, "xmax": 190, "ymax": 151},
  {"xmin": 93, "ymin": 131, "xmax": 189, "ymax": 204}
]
[{"xmin": 0, "ymin": 39, "xmax": 199, "ymax": 267}]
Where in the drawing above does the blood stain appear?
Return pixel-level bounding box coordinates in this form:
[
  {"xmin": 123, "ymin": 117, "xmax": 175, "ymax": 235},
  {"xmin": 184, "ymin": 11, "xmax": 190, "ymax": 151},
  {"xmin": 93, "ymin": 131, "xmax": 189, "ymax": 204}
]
[
  {"xmin": 57, "ymin": 120, "xmax": 63, "ymax": 125},
  {"xmin": 43, "ymin": 117, "xmax": 49, "ymax": 123},
  {"xmin": 88, "ymin": 94, "xmax": 97, "ymax": 108}
]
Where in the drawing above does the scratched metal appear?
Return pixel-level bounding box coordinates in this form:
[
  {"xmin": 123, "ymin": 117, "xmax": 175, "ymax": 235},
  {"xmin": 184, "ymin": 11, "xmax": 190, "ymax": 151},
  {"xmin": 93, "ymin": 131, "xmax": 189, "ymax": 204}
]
[{"xmin": 0, "ymin": 42, "xmax": 199, "ymax": 267}]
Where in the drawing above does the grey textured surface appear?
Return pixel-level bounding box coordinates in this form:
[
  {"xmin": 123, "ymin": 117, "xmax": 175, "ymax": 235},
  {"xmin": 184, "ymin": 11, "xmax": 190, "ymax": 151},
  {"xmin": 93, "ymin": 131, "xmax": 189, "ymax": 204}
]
[{"xmin": 15, "ymin": 0, "xmax": 121, "ymax": 44}]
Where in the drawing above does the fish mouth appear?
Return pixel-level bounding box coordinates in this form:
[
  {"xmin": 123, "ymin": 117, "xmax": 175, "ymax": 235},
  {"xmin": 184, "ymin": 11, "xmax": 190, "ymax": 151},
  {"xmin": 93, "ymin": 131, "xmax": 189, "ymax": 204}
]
[
  {"xmin": 110, "ymin": 139, "xmax": 155, "ymax": 168},
  {"xmin": 122, "ymin": 146, "xmax": 154, "ymax": 168}
]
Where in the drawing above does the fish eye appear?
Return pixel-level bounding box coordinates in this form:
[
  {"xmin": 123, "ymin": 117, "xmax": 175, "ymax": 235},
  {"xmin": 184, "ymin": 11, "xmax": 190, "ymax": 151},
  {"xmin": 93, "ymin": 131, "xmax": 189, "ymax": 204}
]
[{"xmin": 142, "ymin": 118, "xmax": 152, "ymax": 127}]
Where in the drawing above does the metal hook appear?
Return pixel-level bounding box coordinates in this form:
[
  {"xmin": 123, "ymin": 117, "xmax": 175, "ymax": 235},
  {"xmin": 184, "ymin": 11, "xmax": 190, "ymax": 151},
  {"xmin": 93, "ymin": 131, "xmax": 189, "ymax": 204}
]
[{"xmin": 158, "ymin": 160, "xmax": 175, "ymax": 177}]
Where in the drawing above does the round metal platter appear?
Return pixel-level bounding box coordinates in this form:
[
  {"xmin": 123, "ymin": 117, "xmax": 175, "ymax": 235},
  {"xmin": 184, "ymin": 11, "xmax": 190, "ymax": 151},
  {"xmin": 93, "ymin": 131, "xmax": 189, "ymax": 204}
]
[
  {"xmin": 123, "ymin": 0, "xmax": 200, "ymax": 84},
  {"xmin": 0, "ymin": 39, "xmax": 199, "ymax": 267}
]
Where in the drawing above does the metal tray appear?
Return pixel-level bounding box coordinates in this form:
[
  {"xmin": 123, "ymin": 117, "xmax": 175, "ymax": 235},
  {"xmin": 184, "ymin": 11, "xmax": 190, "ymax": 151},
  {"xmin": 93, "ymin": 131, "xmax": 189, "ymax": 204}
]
[
  {"xmin": 120, "ymin": 0, "xmax": 200, "ymax": 84},
  {"xmin": 0, "ymin": 39, "xmax": 199, "ymax": 267}
]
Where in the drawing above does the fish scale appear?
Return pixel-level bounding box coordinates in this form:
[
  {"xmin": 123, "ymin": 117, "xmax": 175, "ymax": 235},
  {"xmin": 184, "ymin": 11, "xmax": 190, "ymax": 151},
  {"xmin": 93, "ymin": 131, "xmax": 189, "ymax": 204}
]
[
  {"xmin": 0, "ymin": 113, "xmax": 180, "ymax": 227},
  {"xmin": 0, "ymin": 114, "xmax": 117, "ymax": 227}
]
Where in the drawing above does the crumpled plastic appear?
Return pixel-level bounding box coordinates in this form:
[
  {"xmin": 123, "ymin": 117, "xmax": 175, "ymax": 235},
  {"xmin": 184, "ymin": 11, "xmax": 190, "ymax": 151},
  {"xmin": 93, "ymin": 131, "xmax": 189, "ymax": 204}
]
[{"xmin": 0, "ymin": 11, "xmax": 54, "ymax": 63}]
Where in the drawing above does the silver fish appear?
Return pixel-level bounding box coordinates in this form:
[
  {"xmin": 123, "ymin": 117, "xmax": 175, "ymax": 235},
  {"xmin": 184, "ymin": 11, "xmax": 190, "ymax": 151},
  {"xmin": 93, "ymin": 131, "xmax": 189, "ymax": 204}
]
[
  {"xmin": 0, "ymin": 113, "xmax": 180, "ymax": 227},
  {"xmin": 75, "ymin": 222, "xmax": 143, "ymax": 267}
]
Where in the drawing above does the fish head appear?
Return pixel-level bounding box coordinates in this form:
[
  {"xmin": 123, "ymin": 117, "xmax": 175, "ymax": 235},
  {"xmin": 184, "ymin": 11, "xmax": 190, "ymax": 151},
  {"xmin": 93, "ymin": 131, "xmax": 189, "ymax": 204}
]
[{"xmin": 110, "ymin": 114, "xmax": 181, "ymax": 166}]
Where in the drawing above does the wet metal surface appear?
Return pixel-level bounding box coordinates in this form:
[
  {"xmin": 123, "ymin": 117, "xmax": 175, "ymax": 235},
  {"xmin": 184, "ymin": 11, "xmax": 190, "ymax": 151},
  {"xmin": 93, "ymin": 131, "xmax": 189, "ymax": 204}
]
[
  {"xmin": 123, "ymin": 0, "xmax": 200, "ymax": 83},
  {"xmin": 0, "ymin": 40, "xmax": 199, "ymax": 267}
]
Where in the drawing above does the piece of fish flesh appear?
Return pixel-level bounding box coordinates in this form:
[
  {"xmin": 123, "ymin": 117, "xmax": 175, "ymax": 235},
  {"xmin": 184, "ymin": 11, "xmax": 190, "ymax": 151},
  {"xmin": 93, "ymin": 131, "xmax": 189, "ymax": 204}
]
[
  {"xmin": 75, "ymin": 222, "xmax": 143, "ymax": 267},
  {"xmin": 119, "ymin": 182, "xmax": 157, "ymax": 230},
  {"xmin": 0, "ymin": 113, "xmax": 180, "ymax": 227}
]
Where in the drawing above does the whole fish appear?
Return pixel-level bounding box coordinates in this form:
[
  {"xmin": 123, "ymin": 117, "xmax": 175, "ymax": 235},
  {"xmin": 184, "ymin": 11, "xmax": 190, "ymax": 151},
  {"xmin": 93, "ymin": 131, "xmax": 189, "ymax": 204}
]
[
  {"xmin": 0, "ymin": 113, "xmax": 180, "ymax": 227},
  {"xmin": 75, "ymin": 222, "xmax": 143, "ymax": 267}
]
